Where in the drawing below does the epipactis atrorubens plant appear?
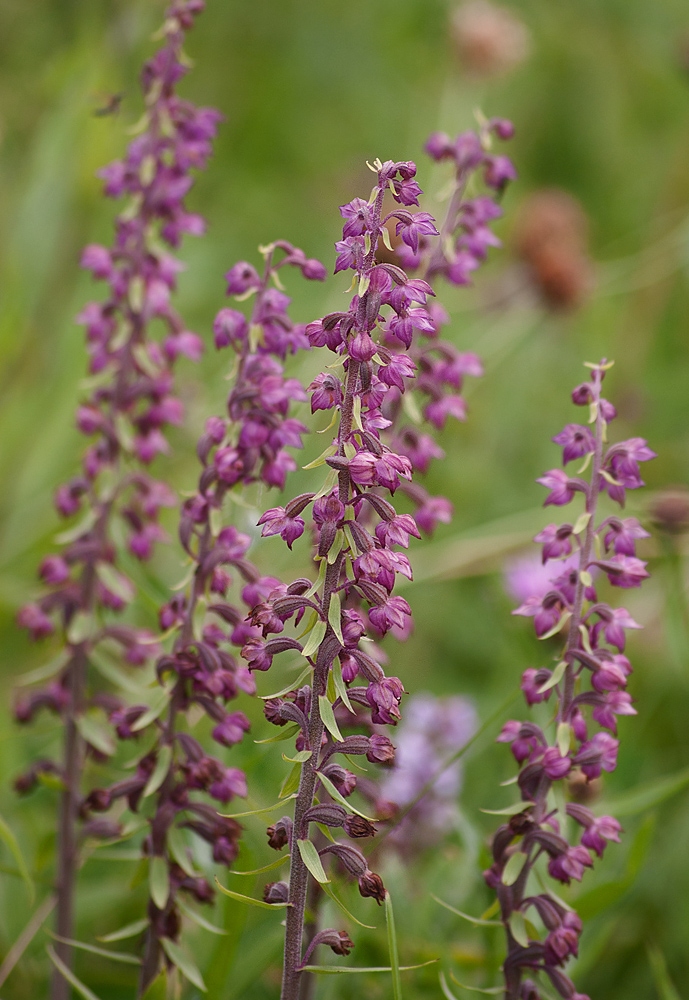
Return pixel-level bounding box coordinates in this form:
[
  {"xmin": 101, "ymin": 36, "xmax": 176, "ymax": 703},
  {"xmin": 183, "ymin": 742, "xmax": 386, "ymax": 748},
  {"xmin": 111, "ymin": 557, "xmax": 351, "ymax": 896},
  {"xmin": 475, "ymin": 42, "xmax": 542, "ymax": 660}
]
[
  {"xmin": 487, "ymin": 360, "xmax": 654, "ymax": 1000},
  {"xmin": 82, "ymin": 241, "xmax": 328, "ymax": 995},
  {"xmin": 238, "ymin": 157, "xmax": 459, "ymax": 999},
  {"xmin": 15, "ymin": 2, "xmax": 219, "ymax": 994}
]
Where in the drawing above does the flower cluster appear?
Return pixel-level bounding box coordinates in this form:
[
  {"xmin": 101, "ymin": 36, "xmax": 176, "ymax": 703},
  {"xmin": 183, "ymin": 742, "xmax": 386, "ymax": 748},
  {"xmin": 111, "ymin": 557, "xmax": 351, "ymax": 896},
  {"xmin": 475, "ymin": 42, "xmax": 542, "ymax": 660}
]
[
  {"xmin": 239, "ymin": 157, "xmax": 453, "ymax": 999},
  {"xmin": 80, "ymin": 241, "xmax": 325, "ymax": 991},
  {"xmin": 486, "ymin": 361, "xmax": 653, "ymax": 1000},
  {"xmin": 14, "ymin": 4, "xmax": 218, "ymax": 989},
  {"xmin": 379, "ymin": 121, "xmax": 515, "ymax": 534}
]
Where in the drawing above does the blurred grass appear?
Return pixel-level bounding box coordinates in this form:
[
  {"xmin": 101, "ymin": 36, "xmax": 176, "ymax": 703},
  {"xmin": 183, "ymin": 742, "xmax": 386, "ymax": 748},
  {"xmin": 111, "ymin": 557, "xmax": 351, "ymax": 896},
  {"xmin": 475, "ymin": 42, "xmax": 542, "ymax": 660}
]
[{"xmin": 2, "ymin": 0, "xmax": 689, "ymax": 996}]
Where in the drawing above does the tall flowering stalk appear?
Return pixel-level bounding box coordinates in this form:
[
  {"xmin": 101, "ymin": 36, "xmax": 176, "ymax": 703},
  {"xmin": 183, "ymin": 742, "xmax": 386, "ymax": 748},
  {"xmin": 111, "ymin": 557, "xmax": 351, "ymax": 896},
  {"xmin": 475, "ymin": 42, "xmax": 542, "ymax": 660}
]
[
  {"xmin": 14, "ymin": 3, "xmax": 218, "ymax": 994},
  {"xmin": 81, "ymin": 242, "xmax": 326, "ymax": 994},
  {"xmin": 238, "ymin": 157, "xmax": 444, "ymax": 1000},
  {"xmin": 487, "ymin": 361, "xmax": 654, "ymax": 1000}
]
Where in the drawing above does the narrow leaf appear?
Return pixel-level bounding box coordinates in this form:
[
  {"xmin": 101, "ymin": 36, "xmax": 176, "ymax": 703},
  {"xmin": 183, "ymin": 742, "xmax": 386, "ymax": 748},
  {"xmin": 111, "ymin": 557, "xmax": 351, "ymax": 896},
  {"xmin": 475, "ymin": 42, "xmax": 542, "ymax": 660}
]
[
  {"xmin": 327, "ymin": 592, "xmax": 344, "ymax": 644},
  {"xmin": 0, "ymin": 814, "xmax": 34, "ymax": 904},
  {"xmin": 321, "ymin": 882, "xmax": 375, "ymax": 928},
  {"xmin": 448, "ymin": 971, "xmax": 503, "ymax": 995},
  {"xmin": 508, "ymin": 911, "xmax": 529, "ymax": 947},
  {"xmin": 316, "ymin": 771, "xmax": 377, "ymax": 821},
  {"xmin": 131, "ymin": 688, "xmax": 171, "ymax": 732},
  {"xmin": 149, "ymin": 856, "xmax": 169, "ymax": 910},
  {"xmin": 537, "ymin": 660, "xmax": 567, "ymax": 694},
  {"xmin": 177, "ymin": 898, "xmax": 227, "ymax": 935},
  {"xmin": 431, "ymin": 895, "xmax": 502, "ymax": 927},
  {"xmin": 231, "ymin": 854, "xmax": 289, "ymax": 876},
  {"xmin": 221, "ymin": 793, "xmax": 297, "ymax": 819},
  {"xmin": 255, "ymin": 723, "xmax": 301, "ymax": 744},
  {"xmin": 605, "ymin": 765, "xmax": 689, "ymax": 817},
  {"xmin": 48, "ymin": 933, "xmax": 140, "ymax": 965},
  {"xmin": 167, "ymin": 826, "xmax": 198, "ymax": 878},
  {"xmin": 302, "ymin": 961, "xmax": 436, "ymax": 975},
  {"xmin": 333, "ymin": 657, "xmax": 354, "ymax": 712},
  {"xmin": 303, "ymin": 444, "xmax": 338, "ymax": 470},
  {"xmin": 480, "ymin": 803, "xmax": 531, "ymax": 816},
  {"xmin": 572, "ymin": 512, "xmax": 591, "ymax": 535},
  {"xmin": 302, "ymin": 621, "xmax": 327, "ymax": 659},
  {"xmin": 16, "ymin": 651, "xmax": 68, "ymax": 687},
  {"xmin": 297, "ymin": 839, "xmax": 330, "ymax": 884},
  {"xmin": 143, "ymin": 744, "xmax": 172, "ymax": 798},
  {"xmin": 98, "ymin": 918, "xmax": 149, "ymax": 943},
  {"xmin": 647, "ymin": 944, "xmax": 682, "ymax": 1000},
  {"xmin": 502, "ymin": 851, "xmax": 528, "ymax": 886},
  {"xmin": 318, "ymin": 695, "xmax": 344, "ymax": 742},
  {"xmin": 280, "ymin": 762, "xmax": 302, "ymax": 799},
  {"xmin": 538, "ymin": 612, "xmax": 571, "ymax": 641},
  {"xmin": 160, "ymin": 938, "xmax": 206, "ymax": 993},
  {"xmin": 76, "ymin": 714, "xmax": 116, "ymax": 756},
  {"xmin": 385, "ymin": 891, "xmax": 402, "ymax": 1000},
  {"xmin": 259, "ymin": 664, "xmax": 312, "ymax": 700},
  {"xmin": 214, "ymin": 879, "xmax": 290, "ymax": 910},
  {"xmin": 283, "ymin": 750, "xmax": 312, "ymax": 763},
  {"xmin": 46, "ymin": 946, "xmax": 102, "ymax": 1000},
  {"xmin": 556, "ymin": 722, "xmax": 571, "ymax": 757}
]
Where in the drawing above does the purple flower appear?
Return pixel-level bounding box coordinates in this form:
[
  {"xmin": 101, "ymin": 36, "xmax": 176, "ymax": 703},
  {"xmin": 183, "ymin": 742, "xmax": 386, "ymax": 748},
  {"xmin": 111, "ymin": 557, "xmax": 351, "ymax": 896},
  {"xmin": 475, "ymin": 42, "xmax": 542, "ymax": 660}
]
[
  {"xmin": 534, "ymin": 523, "xmax": 574, "ymax": 563},
  {"xmin": 366, "ymin": 677, "xmax": 405, "ymax": 725},
  {"xmin": 547, "ymin": 845, "xmax": 593, "ymax": 884},
  {"xmin": 225, "ymin": 262, "xmax": 261, "ymax": 295},
  {"xmin": 580, "ymin": 815, "xmax": 622, "ymax": 857},
  {"xmin": 537, "ymin": 468, "xmax": 580, "ymax": 507},
  {"xmin": 257, "ymin": 507, "xmax": 306, "ymax": 549},
  {"xmin": 552, "ymin": 424, "xmax": 595, "ymax": 465}
]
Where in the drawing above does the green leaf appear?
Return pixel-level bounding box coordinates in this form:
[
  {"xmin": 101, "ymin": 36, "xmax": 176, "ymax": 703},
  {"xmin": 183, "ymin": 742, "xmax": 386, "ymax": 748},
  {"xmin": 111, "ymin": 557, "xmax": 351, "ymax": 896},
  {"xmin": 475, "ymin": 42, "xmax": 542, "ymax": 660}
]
[
  {"xmin": 385, "ymin": 891, "xmax": 402, "ymax": 1000},
  {"xmin": 75, "ymin": 713, "xmax": 116, "ymax": 756},
  {"xmin": 430, "ymin": 895, "xmax": 502, "ymax": 927},
  {"xmin": 48, "ymin": 933, "xmax": 140, "ymax": 965},
  {"xmin": 160, "ymin": 938, "xmax": 207, "ymax": 992},
  {"xmin": 177, "ymin": 898, "xmax": 227, "ymax": 935},
  {"xmin": 333, "ymin": 658, "xmax": 354, "ymax": 712},
  {"xmin": 480, "ymin": 803, "xmax": 531, "ymax": 816},
  {"xmin": 538, "ymin": 660, "xmax": 567, "ymax": 694},
  {"xmin": 327, "ymin": 530, "xmax": 345, "ymax": 565},
  {"xmin": 259, "ymin": 664, "xmax": 312, "ymax": 700},
  {"xmin": 446, "ymin": 970, "xmax": 503, "ymax": 995},
  {"xmin": 54, "ymin": 509, "xmax": 97, "ymax": 546},
  {"xmin": 16, "ymin": 650, "xmax": 69, "ymax": 687},
  {"xmin": 502, "ymin": 851, "xmax": 528, "ymax": 886},
  {"xmin": 131, "ymin": 687, "xmax": 171, "ymax": 732},
  {"xmin": 556, "ymin": 722, "xmax": 571, "ymax": 756},
  {"xmin": 316, "ymin": 771, "xmax": 378, "ymax": 821},
  {"xmin": 221, "ymin": 793, "xmax": 297, "ymax": 819},
  {"xmin": 67, "ymin": 611, "xmax": 95, "ymax": 645},
  {"xmin": 167, "ymin": 826, "xmax": 199, "ymax": 878},
  {"xmin": 303, "ymin": 444, "xmax": 338, "ymax": 470},
  {"xmin": 321, "ymin": 882, "xmax": 375, "ymax": 928},
  {"xmin": 98, "ymin": 918, "xmax": 149, "ymax": 943},
  {"xmin": 231, "ymin": 854, "xmax": 289, "ymax": 876},
  {"xmin": 214, "ymin": 879, "xmax": 290, "ymax": 910},
  {"xmin": 538, "ymin": 612, "xmax": 571, "ymax": 641},
  {"xmin": 0, "ymin": 813, "xmax": 34, "ymax": 904},
  {"xmin": 255, "ymin": 723, "xmax": 301, "ymax": 744},
  {"xmin": 95, "ymin": 562, "xmax": 135, "ymax": 604},
  {"xmin": 302, "ymin": 961, "xmax": 437, "ymax": 974},
  {"xmin": 280, "ymin": 762, "xmax": 302, "ymax": 799},
  {"xmin": 327, "ymin": 592, "xmax": 344, "ymax": 644},
  {"xmin": 283, "ymin": 750, "xmax": 312, "ymax": 763},
  {"xmin": 508, "ymin": 911, "xmax": 529, "ymax": 947},
  {"xmin": 605, "ymin": 765, "xmax": 689, "ymax": 817},
  {"xmin": 318, "ymin": 694, "xmax": 344, "ymax": 743},
  {"xmin": 143, "ymin": 744, "xmax": 172, "ymax": 798},
  {"xmin": 46, "ymin": 946, "xmax": 102, "ymax": 1000},
  {"xmin": 302, "ymin": 620, "xmax": 327, "ymax": 659},
  {"xmin": 149, "ymin": 856, "xmax": 169, "ymax": 910},
  {"xmin": 297, "ymin": 838, "xmax": 330, "ymax": 884},
  {"xmin": 89, "ymin": 646, "xmax": 148, "ymax": 695},
  {"xmin": 647, "ymin": 944, "xmax": 682, "ymax": 1000}
]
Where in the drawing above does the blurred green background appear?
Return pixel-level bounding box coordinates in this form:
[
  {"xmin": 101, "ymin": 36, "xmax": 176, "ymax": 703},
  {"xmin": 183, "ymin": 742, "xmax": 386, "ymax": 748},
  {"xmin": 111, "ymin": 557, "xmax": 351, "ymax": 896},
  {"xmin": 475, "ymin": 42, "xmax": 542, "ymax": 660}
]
[{"xmin": 1, "ymin": 0, "xmax": 689, "ymax": 997}]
